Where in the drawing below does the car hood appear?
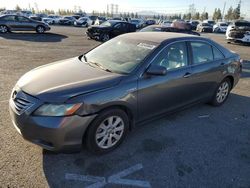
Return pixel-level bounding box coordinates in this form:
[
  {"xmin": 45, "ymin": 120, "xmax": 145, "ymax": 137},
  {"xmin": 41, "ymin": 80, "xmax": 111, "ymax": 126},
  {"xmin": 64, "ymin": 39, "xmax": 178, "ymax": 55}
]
[
  {"xmin": 17, "ymin": 57, "xmax": 123, "ymax": 103},
  {"xmin": 89, "ymin": 25, "xmax": 111, "ymax": 30}
]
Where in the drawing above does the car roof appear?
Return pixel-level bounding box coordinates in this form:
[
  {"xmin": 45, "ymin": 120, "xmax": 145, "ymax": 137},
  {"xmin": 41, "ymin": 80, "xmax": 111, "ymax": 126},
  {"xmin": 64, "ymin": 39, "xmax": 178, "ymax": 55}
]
[{"xmin": 118, "ymin": 32, "xmax": 200, "ymax": 43}]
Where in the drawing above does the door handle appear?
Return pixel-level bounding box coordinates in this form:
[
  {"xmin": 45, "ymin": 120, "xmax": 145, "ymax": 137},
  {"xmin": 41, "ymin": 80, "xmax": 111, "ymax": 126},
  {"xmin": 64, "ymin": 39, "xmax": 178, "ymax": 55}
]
[{"xmin": 183, "ymin": 72, "xmax": 192, "ymax": 78}]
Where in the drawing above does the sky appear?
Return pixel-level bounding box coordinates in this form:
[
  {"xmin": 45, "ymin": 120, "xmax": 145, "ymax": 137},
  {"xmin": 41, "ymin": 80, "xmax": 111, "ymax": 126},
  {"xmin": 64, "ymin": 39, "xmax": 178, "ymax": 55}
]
[{"xmin": 0, "ymin": 0, "xmax": 249, "ymax": 18}]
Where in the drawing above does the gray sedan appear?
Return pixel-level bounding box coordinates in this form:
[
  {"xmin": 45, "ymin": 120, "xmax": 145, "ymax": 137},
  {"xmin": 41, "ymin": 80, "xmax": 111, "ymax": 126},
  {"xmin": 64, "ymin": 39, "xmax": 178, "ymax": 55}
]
[
  {"xmin": 9, "ymin": 32, "xmax": 242, "ymax": 154},
  {"xmin": 0, "ymin": 15, "xmax": 50, "ymax": 33}
]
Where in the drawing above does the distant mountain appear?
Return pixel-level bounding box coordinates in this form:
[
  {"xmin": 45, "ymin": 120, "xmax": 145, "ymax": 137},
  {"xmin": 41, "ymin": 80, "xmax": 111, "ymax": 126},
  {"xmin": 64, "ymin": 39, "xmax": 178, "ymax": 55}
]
[{"xmin": 137, "ymin": 10, "xmax": 161, "ymax": 16}]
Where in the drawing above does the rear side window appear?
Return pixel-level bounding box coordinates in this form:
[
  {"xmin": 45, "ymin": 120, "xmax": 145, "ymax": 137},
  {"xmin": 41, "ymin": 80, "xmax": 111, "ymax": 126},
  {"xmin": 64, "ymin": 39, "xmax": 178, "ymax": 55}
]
[
  {"xmin": 191, "ymin": 42, "xmax": 213, "ymax": 64},
  {"xmin": 213, "ymin": 46, "xmax": 224, "ymax": 60},
  {"xmin": 1, "ymin": 16, "xmax": 15, "ymax": 21}
]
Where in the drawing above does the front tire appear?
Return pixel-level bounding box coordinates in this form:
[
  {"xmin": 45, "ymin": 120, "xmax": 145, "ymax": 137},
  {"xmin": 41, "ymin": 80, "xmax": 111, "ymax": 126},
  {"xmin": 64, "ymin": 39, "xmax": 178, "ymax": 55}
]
[
  {"xmin": 85, "ymin": 108, "xmax": 129, "ymax": 154},
  {"xmin": 0, "ymin": 25, "xmax": 8, "ymax": 33},
  {"xmin": 101, "ymin": 33, "xmax": 110, "ymax": 42},
  {"xmin": 36, "ymin": 25, "xmax": 45, "ymax": 33},
  {"xmin": 210, "ymin": 78, "xmax": 232, "ymax": 106}
]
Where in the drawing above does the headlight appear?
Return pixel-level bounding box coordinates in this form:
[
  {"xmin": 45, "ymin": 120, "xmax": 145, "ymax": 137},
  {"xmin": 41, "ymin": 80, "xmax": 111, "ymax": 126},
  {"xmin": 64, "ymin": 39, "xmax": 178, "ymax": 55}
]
[{"xmin": 34, "ymin": 103, "xmax": 82, "ymax": 116}]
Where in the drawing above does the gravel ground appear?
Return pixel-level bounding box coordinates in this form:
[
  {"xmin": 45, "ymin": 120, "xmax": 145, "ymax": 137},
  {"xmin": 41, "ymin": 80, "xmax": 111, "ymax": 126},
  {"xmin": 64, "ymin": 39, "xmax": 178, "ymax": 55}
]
[{"xmin": 0, "ymin": 27, "xmax": 249, "ymax": 188}]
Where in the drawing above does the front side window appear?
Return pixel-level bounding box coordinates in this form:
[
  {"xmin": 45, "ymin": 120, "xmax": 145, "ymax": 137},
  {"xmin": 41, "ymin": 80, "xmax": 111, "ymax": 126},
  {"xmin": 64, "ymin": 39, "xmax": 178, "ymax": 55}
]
[
  {"xmin": 191, "ymin": 42, "xmax": 213, "ymax": 64},
  {"xmin": 152, "ymin": 42, "xmax": 188, "ymax": 70},
  {"xmin": 1, "ymin": 16, "xmax": 15, "ymax": 21}
]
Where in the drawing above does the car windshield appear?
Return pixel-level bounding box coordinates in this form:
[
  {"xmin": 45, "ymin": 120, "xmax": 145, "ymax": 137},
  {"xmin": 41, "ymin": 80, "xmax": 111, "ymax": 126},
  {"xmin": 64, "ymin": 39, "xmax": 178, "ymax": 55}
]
[
  {"xmin": 84, "ymin": 37, "xmax": 158, "ymax": 74},
  {"xmin": 101, "ymin": 21, "xmax": 113, "ymax": 27},
  {"xmin": 235, "ymin": 21, "xmax": 250, "ymax": 27},
  {"xmin": 220, "ymin": 23, "xmax": 228, "ymax": 26},
  {"xmin": 79, "ymin": 18, "xmax": 87, "ymax": 21},
  {"xmin": 131, "ymin": 20, "xmax": 140, "ymax": 23},
  {"xmin": 202, "ymin": 23, "xmax": 210, "ymax": 26}
]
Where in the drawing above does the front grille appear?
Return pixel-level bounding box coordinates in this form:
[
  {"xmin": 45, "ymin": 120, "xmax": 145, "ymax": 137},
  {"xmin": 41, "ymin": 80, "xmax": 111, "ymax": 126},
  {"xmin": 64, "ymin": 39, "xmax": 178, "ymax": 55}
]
[
  {"xmin": 12, "ymin": 97, "xmax": 32, "ymax": 114},
  {"xmin": 229, "ymin": 31, "xmax": 245, "ymax": 39}
]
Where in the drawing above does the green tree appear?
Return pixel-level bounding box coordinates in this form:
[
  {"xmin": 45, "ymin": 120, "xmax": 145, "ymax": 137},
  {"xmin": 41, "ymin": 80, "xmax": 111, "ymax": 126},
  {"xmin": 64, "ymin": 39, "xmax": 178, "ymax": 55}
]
[
  {"xmin": 192, "ymin": 12, "xmax": 200, "ymax": 20},
  {"xmin": 15, "ymin": 4, "xmax": 21, "ymax": 11},
  {"xmin": 135, "ymin": 12, "xmax": 138, "ymax": 18},
  {"xmin": 131, "ymin": 12, "xmax": 134, "ymax": 18},
  {"xmin": 225, "ymin": 6, "xmax": 234, "ymax": 21}
]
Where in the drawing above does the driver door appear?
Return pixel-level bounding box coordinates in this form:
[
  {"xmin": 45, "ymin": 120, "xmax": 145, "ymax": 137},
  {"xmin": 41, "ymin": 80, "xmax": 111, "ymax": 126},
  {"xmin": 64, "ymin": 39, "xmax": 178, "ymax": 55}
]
[
  {"xmin": 15, "ymin": 16, "xmax": 34, "ymax": 31},
  {"xmin": 137, "ymin": 41, "xmax": 194, "ymax": 121}
]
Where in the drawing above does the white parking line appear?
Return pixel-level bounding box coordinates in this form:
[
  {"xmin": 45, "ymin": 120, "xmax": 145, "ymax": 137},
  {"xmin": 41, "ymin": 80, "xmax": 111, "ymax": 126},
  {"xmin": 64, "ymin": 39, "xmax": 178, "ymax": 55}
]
[
  {"xmin": 108, "ymin": 164, "xmax": 151, "ymax": 188},
  {"xmin": 65, "ymin": 164, "xmax": 151, "ymax": 188}
]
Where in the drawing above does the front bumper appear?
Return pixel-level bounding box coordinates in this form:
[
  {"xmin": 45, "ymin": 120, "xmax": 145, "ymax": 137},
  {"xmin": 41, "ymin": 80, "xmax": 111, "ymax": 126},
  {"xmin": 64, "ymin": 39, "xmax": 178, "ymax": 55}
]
[
  {"xmin": 86, "ymin": 31, "xmax": 101, "ymax": 40},
  {"xmin": 9, "ymin": 91, "xmax": 96, "ymax": 152}
]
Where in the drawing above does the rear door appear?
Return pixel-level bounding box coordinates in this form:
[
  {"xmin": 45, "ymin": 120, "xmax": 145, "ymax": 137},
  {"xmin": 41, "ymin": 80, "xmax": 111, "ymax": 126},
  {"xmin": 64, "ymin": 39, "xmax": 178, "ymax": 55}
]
[
  {"xmin": 111, "ymin": 23, "xmax": 123, "ymax": 37},
  {"xmin": 0, "ymin": 15, "xmax": 17, "ymax": 30},
  {"xmin": 188, "ymin": 41, "xmax": 225, "ymax": 101}
]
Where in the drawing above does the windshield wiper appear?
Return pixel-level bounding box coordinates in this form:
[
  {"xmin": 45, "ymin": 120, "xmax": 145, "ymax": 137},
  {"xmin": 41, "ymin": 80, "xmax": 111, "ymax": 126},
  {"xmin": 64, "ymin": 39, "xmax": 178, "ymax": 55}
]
[{"xmin": 88, "ymin": 61, "xmax": 113, "ymax": 73}]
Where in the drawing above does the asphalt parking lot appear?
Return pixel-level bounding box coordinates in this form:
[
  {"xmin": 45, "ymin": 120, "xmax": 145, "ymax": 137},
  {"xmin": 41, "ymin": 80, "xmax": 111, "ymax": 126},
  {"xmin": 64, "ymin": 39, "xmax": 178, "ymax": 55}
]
[{"xmin": 0, "ymin": 26, "xmax": 250, "ymax": 188}]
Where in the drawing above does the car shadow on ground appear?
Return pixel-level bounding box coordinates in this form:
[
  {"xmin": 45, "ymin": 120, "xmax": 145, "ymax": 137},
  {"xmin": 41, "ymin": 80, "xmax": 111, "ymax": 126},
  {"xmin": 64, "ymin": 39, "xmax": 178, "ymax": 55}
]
[
  {"xmin": 0, "ymin": 32, "xmax": 68, "ymax": 42},
  {"xmin": 242, "ymin": 60, "xmax": 250, "ymax": 78},
  {"xmin": 42, "ymin": 93, "xmax": 250, "ymax": 188}
]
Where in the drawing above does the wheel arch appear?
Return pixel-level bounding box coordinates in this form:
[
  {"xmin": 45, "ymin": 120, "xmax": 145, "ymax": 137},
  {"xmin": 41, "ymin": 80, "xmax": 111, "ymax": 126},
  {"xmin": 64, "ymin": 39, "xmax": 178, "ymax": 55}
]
[{"xmin": 224, "ymin": 75, "xmax": 234, "ymax": 89}]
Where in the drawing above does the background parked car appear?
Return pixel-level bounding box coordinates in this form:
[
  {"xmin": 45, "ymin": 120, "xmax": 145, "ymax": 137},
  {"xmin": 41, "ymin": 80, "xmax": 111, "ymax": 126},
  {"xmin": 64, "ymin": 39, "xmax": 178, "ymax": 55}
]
[
  {"xmin": 29, "ymin": 16, "xmax": 42, "ymax": 22},
  {"xmin": 74, "ymin": 17, "xmax": 92, "ymax": 27},
  {"xmin": 89, "ymin": 15, "xmax": 98, "ymax": 25},
  {"xmin": 196, "ymin": 23, "xmax": 213, "ymax": 32},
  {"xmin": 86, "ymin": 20, "xmax": 136, "ymax": 41},
  {"xmin": 130, "ymin": 19, "xmax": 144, "ymax": 29},
  {"xmin": 145, "ymin": 19, "xmax": 156, "ymax": 25},
  {"xmin": 0, "ymin": 14, "xmax": 50, "ymax": 33},
  {"xmin": 160, "ymin": 20, "xmax": 172, "ymax": 27},
  {"xmin": 59, "ymin": 16, "xmax": 76, "ymax": 25},
  {"xmin": 48, "ymin": 15, "xmax": 61, "ymax": 24},
  {"xmin": 213, "ymin": 22, "xmax": 228, "ymax": 33},
  {"xmin": 140, "ymin": 25, "xmax": 200, "ymax": 36},
  {"xmin": 203, "ymin": 20, "xmax": 215, "ymax": 26},
  {"xmin": 226, "ymin": 20, "xmax": 250, "ymax": 43},
  {"xmin": 189, "ymin": 20, "xmax": 200, "ymax": 30},
  {"xmin": 42, "ymin": 17, "xmax": 54, "ymax": 25},
  {"xmin": 94, "ymin": 17, "xmax": 107, "ymax": 25}
]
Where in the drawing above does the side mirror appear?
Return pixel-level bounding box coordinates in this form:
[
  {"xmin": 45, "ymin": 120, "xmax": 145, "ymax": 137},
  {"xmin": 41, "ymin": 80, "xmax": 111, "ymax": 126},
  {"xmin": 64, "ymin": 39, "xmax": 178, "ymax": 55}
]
[{"xmin": 146, "ymin": 65, "xmax": 167, "ymax": 76}]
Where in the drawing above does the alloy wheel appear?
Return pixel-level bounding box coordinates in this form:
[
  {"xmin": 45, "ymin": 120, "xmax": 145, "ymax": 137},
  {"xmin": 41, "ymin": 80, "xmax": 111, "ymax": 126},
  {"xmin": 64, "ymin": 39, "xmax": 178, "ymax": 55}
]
[
  {"xmin": 216, "ymin": 81, "xmax": 229, "ymax": 103},
  {"xmin": 95, "ymin": 116, "xmax": 124, "ymax": 149},
  {"xmin": 0, "ymin": 25, "xmax": 8, "ymax": 33},
  {"xmin": 37, "ymin": 26, "xmax": 45, "ymax": 33}
]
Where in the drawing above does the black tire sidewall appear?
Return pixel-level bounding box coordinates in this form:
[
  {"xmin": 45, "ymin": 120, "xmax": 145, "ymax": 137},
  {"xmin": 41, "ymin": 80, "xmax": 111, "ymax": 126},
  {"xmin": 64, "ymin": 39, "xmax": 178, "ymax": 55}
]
[
  {"xmin": 36, "ymin": 26, "xmax": 45, "ymax": 33},
  {"xmin": 211, "ymin": 78, "xmax": 232, "ymax": 106},
  {"xmin": 85, "ymin": 109, "xmax": 129, "ymax": 154},
  {"xmin": 0, "ymin": 25, "xmax": 8, "ymax": 33}
]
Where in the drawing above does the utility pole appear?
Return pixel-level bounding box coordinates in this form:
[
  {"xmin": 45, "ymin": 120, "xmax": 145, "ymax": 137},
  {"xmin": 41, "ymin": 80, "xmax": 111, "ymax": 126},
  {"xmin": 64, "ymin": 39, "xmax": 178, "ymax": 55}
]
[{"xmin": 222, "ymin": 1, "xmax": 226, "ymax": 21}]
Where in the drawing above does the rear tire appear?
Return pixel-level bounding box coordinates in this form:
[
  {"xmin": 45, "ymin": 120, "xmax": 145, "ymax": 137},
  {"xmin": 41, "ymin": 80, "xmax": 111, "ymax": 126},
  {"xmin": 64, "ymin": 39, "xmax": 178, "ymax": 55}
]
[
  {"xmin": 210, "ymin": 78, "xmax": 232, "ymax": 106},
  {"xmin": 85, "ymin": 108, "xmax": 129, "ymax": 154},
  {"xmin": 0, "ymin": 25, "xmax": 8, "ymax": 33},
  {"xmin": 36, "ymin": 25, "xmax": 45, "ymax": 33}
]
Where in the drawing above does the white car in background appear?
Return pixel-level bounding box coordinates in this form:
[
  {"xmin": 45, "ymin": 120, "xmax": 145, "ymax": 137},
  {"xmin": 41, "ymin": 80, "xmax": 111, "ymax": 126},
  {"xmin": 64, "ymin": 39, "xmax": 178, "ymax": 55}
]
[
  {"xmin": 74, "ymin": 17, "xmax": 92, "ymax": 27},
  {"xmin": 160, "ymin": 20, "xmax": 172, "ymax": 27},
  {"xmin": 48, "ymin": 15, "xmax": 61, "ymax": 24},
  {"xmin": 213, "ymin": 22, "xmax": 228, "ymax": 33},
  {"xmin": 226, "ymin": 20, "xmax": 250, "ymax": 43},
  {"xmin": 42, "ymin": 17, "xmax": 54, "ymax": 25}
]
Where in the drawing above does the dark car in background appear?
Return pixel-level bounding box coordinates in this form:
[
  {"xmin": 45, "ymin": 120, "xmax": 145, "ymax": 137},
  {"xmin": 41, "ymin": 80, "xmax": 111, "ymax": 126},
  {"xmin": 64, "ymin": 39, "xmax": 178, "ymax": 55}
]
[
  {"xmin": 196, "ymin": 23, "xmax": 213, "ymax": 32},
  {"xmin": 29, "ymin": 16, "xmax": 42, "ymax": 22},
  {"xmin": 89, "ymin": 15, "xmax": 98, "ymax": 25},
  {"xmin": 0, "ymin": 14, "xmax": 50, "ymax": 33},
  {"xmin": 189, "ymin": 20, "xmax": 200, "ymax": 30},
  {"xmin": 9, "ymin": 32, "xmax": 241, "ymax": 154},
  {"xmin": 86, "ymin": 20, "xmax": 136, "ymax": 41},
  {"xmin": 74, "ymin": 17, "xmax": 92, "ymax": 27},
  {"xmin": 145, "ymin": 19, "xmax": 156, "ymax": 25},
  {"xmin": 59, "ymin": 16, "xmax": 76, "ymax": 25},
  {"xmin": 140, "ymin": 25, "xmax": 200, "ymax": 36}
]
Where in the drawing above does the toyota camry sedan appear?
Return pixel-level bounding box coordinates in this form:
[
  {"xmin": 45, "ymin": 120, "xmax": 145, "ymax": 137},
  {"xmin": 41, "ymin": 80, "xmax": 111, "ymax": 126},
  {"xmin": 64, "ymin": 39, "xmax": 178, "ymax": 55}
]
[{"xmin": 9, "ymin": 32, "xmax": 242, "ymax": 154}]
